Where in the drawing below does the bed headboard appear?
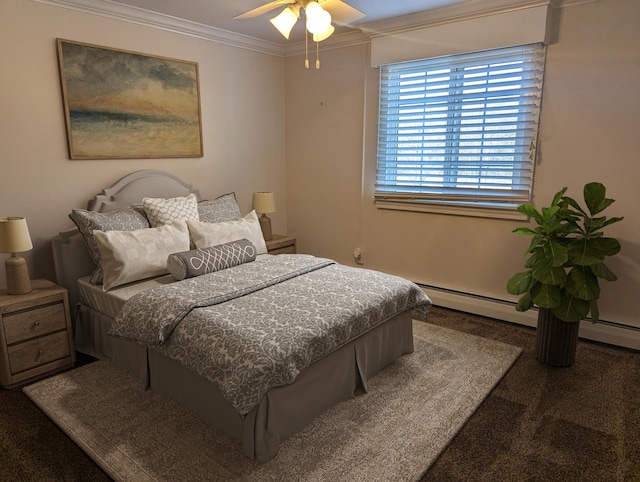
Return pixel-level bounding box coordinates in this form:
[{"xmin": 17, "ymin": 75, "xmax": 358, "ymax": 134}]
[{"xmin": 52, "ymin": 169, "xmax": 200, "ymax": 312}]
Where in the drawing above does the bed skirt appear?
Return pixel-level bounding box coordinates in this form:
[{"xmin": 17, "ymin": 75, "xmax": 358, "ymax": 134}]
[{"xmin": 74, "ymin": 303, "xmax": 414, "ymax": 461}]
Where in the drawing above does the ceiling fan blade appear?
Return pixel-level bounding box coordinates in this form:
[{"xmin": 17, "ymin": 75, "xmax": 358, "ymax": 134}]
[
  {"xmin": 319, "ymin": 0, "xmax": 365, "ymax": 26},
  {"xmin": 233, "ymin": 0, "xmax": 296, "ymax": 19}
]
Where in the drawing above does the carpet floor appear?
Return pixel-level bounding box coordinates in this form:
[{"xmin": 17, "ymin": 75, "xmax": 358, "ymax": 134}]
[
  {"xmin": 1, "ymin": 306, "xmax": 639, "ymax": 480},
  {"xmin": 21, "ymin": 320, "xmax": 521, "ymax": 481}
]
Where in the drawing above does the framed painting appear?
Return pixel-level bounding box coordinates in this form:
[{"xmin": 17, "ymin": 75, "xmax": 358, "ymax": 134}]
[{"xmin": 56, "ymin": 39, "xmax": 203, "ymax": 160}]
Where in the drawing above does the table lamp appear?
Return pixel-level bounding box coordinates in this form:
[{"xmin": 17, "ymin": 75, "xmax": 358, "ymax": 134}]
[
  {"xmin": 0, "ymin": 217, "xmax": 33, "ymax": 295},
  {"xmin": 252, "ymin": 192, "xmax": 276, "ymax": 241}
]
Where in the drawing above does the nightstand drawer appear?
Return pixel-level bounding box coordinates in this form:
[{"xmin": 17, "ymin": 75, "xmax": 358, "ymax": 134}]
[
  {"xmin": 3, "ymin": 302, "xmax": 67, "ymax": 345},
  {"xmin": 7, "ymin": 330, "xmax": 71, "ymax": 374},
  {"xmin": 269, "ymin": 245, "xmax": 296, "ymax": 255}
]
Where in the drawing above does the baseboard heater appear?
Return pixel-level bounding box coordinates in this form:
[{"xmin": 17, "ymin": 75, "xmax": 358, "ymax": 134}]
[{"xmin": 417, "ymin": 283, "xmax": 640, "ymax": 352}]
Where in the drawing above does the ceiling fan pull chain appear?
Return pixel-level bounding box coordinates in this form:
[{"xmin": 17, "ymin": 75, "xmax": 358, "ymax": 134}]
[
  {"xmin": 305, "ymin": 28, "xmax": 310, "ymax": 69},
  {"xmin": 316, "ymin": 40, "xmax": 320, "ymax": 69}
]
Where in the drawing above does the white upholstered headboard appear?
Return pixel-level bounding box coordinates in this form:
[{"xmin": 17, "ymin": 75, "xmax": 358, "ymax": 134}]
[{"xmin": 51, "ymin": 169, "xmax": 200, "ymax": 312}]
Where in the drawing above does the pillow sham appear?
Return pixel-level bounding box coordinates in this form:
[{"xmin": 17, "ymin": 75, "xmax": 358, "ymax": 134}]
[
  {"xmin": 167, "ymin": 239, "xmax": 257, "ymax": 281},
  {"xmin": 187, "ymin": 211, "xmax": 268, "ymax": 255},
  {"xmin": 198, "ymin": 193, "xmax": 242, "ymax": 223},
  {"xmin": 93, "ymin": 221, "xmax": 190, "ymax": 291},
  {"xmin": 69, "ymin": 205, "xmax": 150, "ymax": 284},
  {"xmin": 142, "ymin": 193, "xmax": 199, "ymax": 228}
]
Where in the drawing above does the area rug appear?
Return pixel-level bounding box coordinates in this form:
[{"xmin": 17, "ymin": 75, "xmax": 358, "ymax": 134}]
[{"xmin": 23, "ymin": 321, "xmax": 521, "ymax": 481}]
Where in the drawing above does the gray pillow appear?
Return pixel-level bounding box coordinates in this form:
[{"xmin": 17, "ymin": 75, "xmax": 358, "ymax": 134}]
[
  {"xmin": 197, "ymin": 193, "xmax": 242, "ymax": 223},
  {"xmin": 69, "ymin": 205, "xmax": 151, "ymax": 284},
  {"xmin": 167, "ymin": 239, "xmax": 257, "ymax": 281}
]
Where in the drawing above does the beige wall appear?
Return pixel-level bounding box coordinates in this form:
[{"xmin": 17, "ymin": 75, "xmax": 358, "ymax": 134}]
[
  {"xmin": 1, "ymin": 0, "xmax": 638, "ymax": 335},
  {"xmin": 0, "ymin": 0, "xmax": 287, "ymax": 282},
  {"xmin": 286, "ymin": 0, "xmax": 640, "ymax": 329}
]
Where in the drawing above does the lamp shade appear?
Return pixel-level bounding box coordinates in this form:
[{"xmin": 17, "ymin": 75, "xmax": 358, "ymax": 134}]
[
  {"xmin": 252, "ymin": 192, "xmax": 276, "ymax": 214},
  {"xmin": 270, "ymin": 6, "xmax": 299, "ymax": 39},
  {"xmin": 0, "ymin": 217, "xmax": 33, "ymax": 254}
]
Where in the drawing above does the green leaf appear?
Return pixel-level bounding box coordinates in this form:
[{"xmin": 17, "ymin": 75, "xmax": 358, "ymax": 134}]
[
  {"xmin": 551, "ymin": 187, "xmax": 568, "ymax": 207},
  {"xmin": 542, "ymin": 240, "xmax": 569, "ymax": 267},
  {"xmin": 589, "ymin": 300, "xmax": 600, "ymax": 323},
  {"xmin": 518, "ymin": 204, "xmax": 542, "ymax": 223},
  {"xmin": 541, "ymin": 205, "xmax": 560, "ymax": 221},
  {"xmin": 531, "ymin": 283, "xmax": 562, "ymax": 308},
  {"xmin": 552, "ymin": 293, "xmax": 590, "ymax": 322},
  {"xmin": 526, "ymin": 234, "xmax": 544, "ymax": 254},
  {"xmin": 565, "ymin": 266, "xmax": 600, "ymax": 301},
  {"xmin": 562, "ymin": 196, "xmax": 586, "ymax": 217},
  {"xmin": 515, "ymin": 293, "xmax": 534, "ymax": 312},
  {"xmin": 507, "ymin": 271, "xmax": 533, "ymax": 295},
  {"xmin": 512, "ymin": 227, "xmax": 538, "ymax": 235},
  {"xmin": 600, "ymin": 216, "xmax": 624, "ymax": 229},
  {"xmin": 585, "ymin": 216, "xmax": 607, "ymax": 231},
  {"xmin": 567, "ymin": 238, "xmax": 606, "ymax": 266},
  {"xmin": 583, "ymin": 182, "xmax": 607, "ymax": 215},
  {"xmin": 590, "ymin": 263, "xmax": 617, "ymax": 281},
  {"xmin": 531, "ymin": 252, "xmax": 567, "ymax": 285},
  {"xmin": 596, "ymin": 237, "xmax": 621, "ymax": 257}
]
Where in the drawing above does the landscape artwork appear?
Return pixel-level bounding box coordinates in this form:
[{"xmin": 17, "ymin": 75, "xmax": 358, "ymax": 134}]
[{"xmin": 56, "ymin": 39, "xmax": 203, "ymax": 159}]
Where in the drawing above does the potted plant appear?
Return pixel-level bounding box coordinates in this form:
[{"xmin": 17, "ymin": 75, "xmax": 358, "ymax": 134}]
[{"xmin": 507, "ymin": 182, "xmax": 623, "ymax": 366}]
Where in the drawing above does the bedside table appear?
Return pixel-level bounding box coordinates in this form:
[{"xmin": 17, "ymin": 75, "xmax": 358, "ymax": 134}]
[
  {"xmin": 266, "ymin": 234, "xmax": 297, "ymax": 255},
  {"xmin": 0, "ymin": 279, "xmax": 75, "ymax": 388}
]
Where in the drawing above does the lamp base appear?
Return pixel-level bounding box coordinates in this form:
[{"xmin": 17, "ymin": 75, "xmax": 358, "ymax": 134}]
[
  {"xmin": 5, "ymin": 254, "xmax": 32, "ymax": 295},
  {"xmin": 259, "ymin": 214, "xmax": 273, "ymax": 241}
]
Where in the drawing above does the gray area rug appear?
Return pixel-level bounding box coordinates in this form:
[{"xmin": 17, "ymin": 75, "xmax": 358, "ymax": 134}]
[{"xmin": 23, "ymin": 321, "xmax": 521, "ymax": 481}]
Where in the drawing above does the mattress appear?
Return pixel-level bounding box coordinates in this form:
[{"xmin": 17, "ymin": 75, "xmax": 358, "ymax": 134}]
[
  {"xmin": 78, "ymin": 254, "xmax": 274, "ymax": 319},
  {"xmin": 78, "ymin": 274, "xmax": 177, "ymax": 319}
]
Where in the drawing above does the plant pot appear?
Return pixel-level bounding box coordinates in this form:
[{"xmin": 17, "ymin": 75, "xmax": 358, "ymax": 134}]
[{"xmin": 535, "ymin": 308, "xmax": 579, "ymax": 367}]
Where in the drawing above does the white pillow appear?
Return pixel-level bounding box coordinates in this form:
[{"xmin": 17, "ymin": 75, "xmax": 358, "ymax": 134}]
[
  {"xmin": 142, "ymin": 193, "xmax": 199, "ymax": 228},
  {"xmin": 187, "ymin": 211, "xmax": 268, "ymax": 255},
  {"xmin": 93, "ymin": 221, "xmax": 190, "ymax": 291}
]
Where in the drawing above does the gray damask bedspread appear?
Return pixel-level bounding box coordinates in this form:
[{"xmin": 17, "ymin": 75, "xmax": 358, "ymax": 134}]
[{"xmin": 109, "ymin": 254, "xmax": 431, "ymax": 415}]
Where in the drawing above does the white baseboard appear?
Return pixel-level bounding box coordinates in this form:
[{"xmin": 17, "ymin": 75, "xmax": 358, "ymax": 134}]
[{"xmin": 422, "ymin": 285, "xmax": 640, "ymax": 352}]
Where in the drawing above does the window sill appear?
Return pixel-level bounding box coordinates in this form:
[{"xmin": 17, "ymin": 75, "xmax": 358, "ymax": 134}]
[{"xmin": 374, "ymin": 200, "xmax": 528, "ymax": 221}]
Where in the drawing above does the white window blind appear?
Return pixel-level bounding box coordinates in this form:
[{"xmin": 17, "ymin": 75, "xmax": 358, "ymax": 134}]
[{"xmin": 375, "ymin": 44, "xmax": 546, "ymax": 213}]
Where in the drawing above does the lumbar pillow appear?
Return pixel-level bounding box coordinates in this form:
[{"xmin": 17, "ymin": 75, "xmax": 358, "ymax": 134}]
[
  {"xmin": 69, "ymin": 205, "xmax": 150, "ymax": 284},
  {"xmin": 198, "ymin": 193, "xmax": 242, "ymax": 223},
  {"xmin": 93, "ymin": 221, "xmax": 190, "ymax": 291},
  {"xmin": 187, "ymin": 211, "xmax": 268, "ymax": 255},
  {"xmin": 142, "ymin": 193, "xmax": 199, "ymax": 228},
  {"xmin": 167, "ymin": 239, "xmax": 257, "ymax": 281}
]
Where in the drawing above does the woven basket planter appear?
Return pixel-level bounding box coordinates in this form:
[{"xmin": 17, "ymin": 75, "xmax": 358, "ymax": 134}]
[{"xmin": 535, "ymin": 308, "xmax": 579, "ymax": 367}]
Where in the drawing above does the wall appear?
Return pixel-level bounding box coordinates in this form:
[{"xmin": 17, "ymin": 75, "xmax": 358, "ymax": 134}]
[
  {"xmin": 0, "ymin": 0, "xmax": 287, "ymax": 283},
  {"xmin": 286, "ymin": 0, "xmax": 640, "ymax": 342}
]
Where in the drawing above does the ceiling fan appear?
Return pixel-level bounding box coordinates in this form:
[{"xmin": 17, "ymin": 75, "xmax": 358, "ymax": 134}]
[{"xmin": 234, "ymin": 0, "xmax": 366, "ymax": 69}]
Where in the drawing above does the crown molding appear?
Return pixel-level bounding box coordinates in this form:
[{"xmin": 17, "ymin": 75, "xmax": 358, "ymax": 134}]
[
  {"xmin": 358, "ymin": 0, "xmax": 557, "ymax": 38},
  {"xmin": 32, "ymin": 0, "xmax": 287, "ymax": 57},
  {"xmin": 283, "ymin": 30, "xmax": 370, "ymax": 57}
]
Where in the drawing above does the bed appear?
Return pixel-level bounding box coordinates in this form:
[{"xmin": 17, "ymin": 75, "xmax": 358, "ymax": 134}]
[{"xmin": 51, "ymin": 169, "xmax": 431, "ymax": 462}]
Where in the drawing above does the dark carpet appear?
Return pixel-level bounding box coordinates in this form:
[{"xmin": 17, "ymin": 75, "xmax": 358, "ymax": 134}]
[{"xmin": 1, "ymin": 306, "xmax": 639, "ymax": 481}]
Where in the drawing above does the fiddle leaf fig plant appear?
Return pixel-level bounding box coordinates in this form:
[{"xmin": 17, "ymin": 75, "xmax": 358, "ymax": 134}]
[{"xmin": 507, "ymin": 182, "xmax": 623, "ymax": 323}]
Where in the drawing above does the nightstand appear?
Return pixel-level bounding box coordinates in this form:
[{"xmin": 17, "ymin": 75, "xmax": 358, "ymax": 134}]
[
  {"xmin": 0, "ymin": 279, "xmax": 75, "ymax": 388},
  {"xmin": 266, "ymin": 234, "xmax": 297, "ymax": 255}
]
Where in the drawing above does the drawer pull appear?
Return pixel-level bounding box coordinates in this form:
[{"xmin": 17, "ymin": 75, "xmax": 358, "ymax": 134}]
[{"xmin": 34, "ymin": 321, "xmax": 41, "ymax": 327}]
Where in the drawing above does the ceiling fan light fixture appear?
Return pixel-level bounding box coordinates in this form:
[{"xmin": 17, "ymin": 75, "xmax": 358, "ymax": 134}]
[
  {"xmin": 305, "ymin": 2, "xmax": 332, "ymax": 35},
  {"xmin": 312, "ymin": 24, "xmax": 335, "ymax": 42},
  {"xmin": 269, "ymin": 6, "xmax": 299, "ymax": 39}
]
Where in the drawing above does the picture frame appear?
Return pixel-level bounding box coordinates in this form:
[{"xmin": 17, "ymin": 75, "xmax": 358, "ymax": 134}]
[{"xmin": 56, "ymin": 39, "xmax": 203, "ymax": 160}]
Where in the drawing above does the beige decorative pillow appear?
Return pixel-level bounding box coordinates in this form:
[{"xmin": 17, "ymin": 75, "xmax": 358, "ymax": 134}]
[
  {"xmin": 142, "ymin": 193, "xmax": 199, "ymax": 228},
  {"xmin": 187, "ymin": 211, "xmax": 268, "ymax": 255},
  {"xmin": 93, "ymin": 221, "xmax": 190, "ymax": 291}
]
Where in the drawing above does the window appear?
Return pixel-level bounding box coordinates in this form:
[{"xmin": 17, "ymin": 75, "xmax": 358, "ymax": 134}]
[{"xmin": 375, "ymin": 44, "xmax": 546, "ymax": 217}]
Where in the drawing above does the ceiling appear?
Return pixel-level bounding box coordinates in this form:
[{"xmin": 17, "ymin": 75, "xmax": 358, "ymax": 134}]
[{"xmin": 110, "ymin": 0, "xmax": 470, "ymax": 45}]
